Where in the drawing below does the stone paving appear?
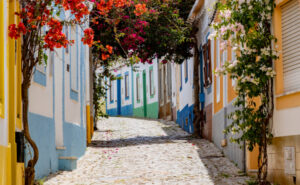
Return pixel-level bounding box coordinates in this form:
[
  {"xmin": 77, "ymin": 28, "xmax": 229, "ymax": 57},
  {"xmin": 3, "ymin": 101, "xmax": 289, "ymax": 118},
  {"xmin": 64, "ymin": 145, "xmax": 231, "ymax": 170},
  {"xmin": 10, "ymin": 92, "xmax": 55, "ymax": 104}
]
[{"xmin": 44, "ymin": 117, "xmax": 251, "ymax": 185}]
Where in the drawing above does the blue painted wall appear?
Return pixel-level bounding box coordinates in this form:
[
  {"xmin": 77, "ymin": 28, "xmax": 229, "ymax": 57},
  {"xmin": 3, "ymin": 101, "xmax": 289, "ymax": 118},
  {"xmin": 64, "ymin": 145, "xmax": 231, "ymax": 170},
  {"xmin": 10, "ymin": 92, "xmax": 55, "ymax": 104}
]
[
  {"xmin": 26, "ymin": 113, "xmax": 58, "ymax": 179},
  {"xmin": 62, "ymin": 122, "xmax": 86, "ymax": 158},
  {"xmin": 106, "ymin": 69, "xmax": 134, "ymax": 117},
  {"xmin": 176, "ymin": 104, "xmax": 194, "ymax": 134},
  {"xmin": 120, "ymin": 104, "xmax": 133, "ymax": 116},
  {"xmin": 26, "ymin": 24, "xmax": 88, "ymax": 180}
]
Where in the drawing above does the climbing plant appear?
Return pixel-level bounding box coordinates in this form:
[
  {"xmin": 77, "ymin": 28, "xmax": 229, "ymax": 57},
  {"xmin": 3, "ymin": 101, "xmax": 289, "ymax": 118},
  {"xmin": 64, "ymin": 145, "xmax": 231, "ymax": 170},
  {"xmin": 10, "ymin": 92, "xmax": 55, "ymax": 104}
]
[
  {"xmin": 209, "ymin": 0, "xmax": 278, "ymax": 184},
  {"xmin": 93, "ymin": 72, "xmax": 108, "ymax": 121}
]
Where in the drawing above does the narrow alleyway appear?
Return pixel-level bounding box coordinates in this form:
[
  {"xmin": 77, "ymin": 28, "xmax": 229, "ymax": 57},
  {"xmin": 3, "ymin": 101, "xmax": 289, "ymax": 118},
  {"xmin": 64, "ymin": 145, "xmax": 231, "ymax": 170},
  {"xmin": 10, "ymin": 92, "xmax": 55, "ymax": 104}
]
[{"xmin": 44, "ymin": 117, "xmax": 251, "ymax": 185}]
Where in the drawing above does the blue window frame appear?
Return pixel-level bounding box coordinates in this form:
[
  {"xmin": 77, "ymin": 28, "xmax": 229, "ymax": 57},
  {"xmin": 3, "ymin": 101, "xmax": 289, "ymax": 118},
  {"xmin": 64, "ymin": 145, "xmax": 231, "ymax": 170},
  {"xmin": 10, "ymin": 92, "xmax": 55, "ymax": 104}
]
[
  {"xmin": 70, "ymin": 25, "xmax": 79, "ymax": 101},
  {"xmin": 33, "ymin": 68, "xmax": 47, "ymax": 86}
]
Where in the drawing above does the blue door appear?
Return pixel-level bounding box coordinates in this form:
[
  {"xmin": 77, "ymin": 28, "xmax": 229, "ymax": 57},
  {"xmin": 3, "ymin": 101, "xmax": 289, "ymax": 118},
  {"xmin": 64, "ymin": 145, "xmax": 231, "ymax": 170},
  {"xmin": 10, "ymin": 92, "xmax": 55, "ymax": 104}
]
[{"xmin": 117, "ymin": 79, "xmax": 121, "ymax": 115}]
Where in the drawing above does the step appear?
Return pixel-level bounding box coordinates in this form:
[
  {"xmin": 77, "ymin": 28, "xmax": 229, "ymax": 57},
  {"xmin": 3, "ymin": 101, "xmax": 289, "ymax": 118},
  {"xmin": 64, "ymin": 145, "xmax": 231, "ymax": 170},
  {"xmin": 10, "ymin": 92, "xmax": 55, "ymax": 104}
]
[{"xmin": 58, "ymin": 156, "xmax": 78, "ymax": 171}]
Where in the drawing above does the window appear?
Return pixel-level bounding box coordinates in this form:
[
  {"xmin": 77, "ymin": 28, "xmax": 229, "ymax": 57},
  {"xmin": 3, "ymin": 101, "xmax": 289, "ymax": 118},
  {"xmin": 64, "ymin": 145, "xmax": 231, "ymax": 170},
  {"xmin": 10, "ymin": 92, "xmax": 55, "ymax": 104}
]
[
  {"xmin": 232, "ymin": 49, "xmax": 237, "ymax": 87},
  {"xmin": 110, "ymin": 79, "xmax": 114, "ymax": 102},
  {"xmin": 136, "ymin": 74, "xmax": 140, "ymax": 102},
  {"xmin": 159, "ymin": 67, "xmax": 164, "ymax": 103},
  {"xmin": 184, "ymin": 60, "xmax": 188, "ymax": 82},
  {"xmin": 167, "ymin": 63, "xmax": 172, "ymax": 97},
  {"xmin": 125, "ymin": 73, "xmax": 129, "ymax": 99},
  {"xmin": 65, "ymin": 26, "xmax": 69, "ymax": 54},
  {"xmin": 222, "ymin": 48, "xmax": 227, "ymax": 65},
  {"xmin": 180, "ymin": 64, "xmax": 182, "ymax": 91},
  {"xmin": 149, "ymin": 68, "xmax": 154, "ymax": 97},
  {"xmin": 203, "ymin": 40, "xmax": 212, "ymax": 87},
  {"xmin": 49, "ymin": 51, "xmax": 54, "ymax": 76},
  {"xmin": 281, "ymin": 0, "xmax": 300, "ymax": 93},
  {"xmin": 216, "ymin": 40, "xmax": 220, "ymax": 102},
  {"xmin": 70, "ymin": 26, "xmax": 78, "ymax": 91}
]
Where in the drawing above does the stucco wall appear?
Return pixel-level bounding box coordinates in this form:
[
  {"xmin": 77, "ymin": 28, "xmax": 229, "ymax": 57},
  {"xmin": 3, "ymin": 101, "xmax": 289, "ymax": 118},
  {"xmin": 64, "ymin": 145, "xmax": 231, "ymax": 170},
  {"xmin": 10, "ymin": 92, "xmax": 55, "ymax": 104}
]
[
  {"xmin": 132, "ymin": 61, "xmax": 159, "ymax": 118},
  {"xmin": 273, "ymin": 106, "xmax": 300, "ymax": 137},
  {"xmin": 26, "ymin": 25, "xmax": 89, "ymax": 179},
  {"xmin": 106, "ymin": 66, "xmax": 133, "ymax": 116},
  {"xmin": 212, "ymin": 103, "xmax": 245, "ymax": 170},
  {"xmin": 268, "ymin": 135, "xmax": 300, "ymax": 185},
  {"xmin": 176, "ymin": 57, "xmax": 195, "ymax": 133}
]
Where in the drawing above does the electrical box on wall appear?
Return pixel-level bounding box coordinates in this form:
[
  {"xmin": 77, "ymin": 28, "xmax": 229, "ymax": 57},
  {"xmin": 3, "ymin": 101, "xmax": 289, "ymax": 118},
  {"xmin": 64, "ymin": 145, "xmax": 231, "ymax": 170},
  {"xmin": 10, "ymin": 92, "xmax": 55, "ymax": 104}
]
[{"xmin": 284, "ymin": 147, "xmax": 296, "ymax": 175}]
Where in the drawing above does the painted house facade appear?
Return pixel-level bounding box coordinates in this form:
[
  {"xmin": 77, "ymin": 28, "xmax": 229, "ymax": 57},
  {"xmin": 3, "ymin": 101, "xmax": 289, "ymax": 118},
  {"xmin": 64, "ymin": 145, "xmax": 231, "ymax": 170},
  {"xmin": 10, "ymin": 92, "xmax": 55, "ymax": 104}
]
[
  {"xmin": 175, "ymin": 59, "xmax": 195, "ymax": 134},
  {"xmin": 106, "ymin": 65, "xmax": 134, "ymax": 117},
  {"xmin": 188, "ymin": 0, "xmax": 260, "ymax": 173},
  {"xmin": 133, "ymin": 62, "xmax": 159, "ymax": 119},
  {"xmin": 190, "ymin": 0, "xmax": 300, "ymax": 184},
  {"xmin": 106, "ymin": 61, "xmax": 159, "ymax": 119},
  {"xmin": 267, "ymin": 0, "xmax": 300, "ymax": 184},
  {"xmin": 26, "ymin": 12, "xmax": 93, "ymax": 179},
  {"xmin": 0, "ymin": 0, "xmax": 24, "ymax": 184},
  {"xmin": 158, "ymin": 62, "xmax": 172, "ymax": 120}
]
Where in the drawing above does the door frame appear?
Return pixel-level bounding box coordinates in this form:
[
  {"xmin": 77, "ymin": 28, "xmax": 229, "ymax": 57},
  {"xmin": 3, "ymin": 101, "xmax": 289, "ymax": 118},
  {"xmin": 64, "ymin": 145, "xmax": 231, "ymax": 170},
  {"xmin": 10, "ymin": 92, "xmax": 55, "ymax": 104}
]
[
  {"xmin": 142, "ymin": 70, "xmax": 147, "ymax": 117},
  {"xmin": 117, "ymin": 76, "xmax": 121, "ymax": 115}
]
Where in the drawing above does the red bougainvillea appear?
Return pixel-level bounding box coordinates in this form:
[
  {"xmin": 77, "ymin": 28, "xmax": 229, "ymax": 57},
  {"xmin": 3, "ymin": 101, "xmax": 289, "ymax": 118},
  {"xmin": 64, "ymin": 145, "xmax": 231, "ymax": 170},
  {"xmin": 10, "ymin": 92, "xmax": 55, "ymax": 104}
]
[
  {"xmin": 134, "ymin": 3, "xmax": 148, "ymax": 16},
  {"xmin": 82, "ymin": 28, "xmax": 95, "ymax": 47},
  {"xmin": 9, "ymin": 0, "xmax": 92, "ymax": 51}
]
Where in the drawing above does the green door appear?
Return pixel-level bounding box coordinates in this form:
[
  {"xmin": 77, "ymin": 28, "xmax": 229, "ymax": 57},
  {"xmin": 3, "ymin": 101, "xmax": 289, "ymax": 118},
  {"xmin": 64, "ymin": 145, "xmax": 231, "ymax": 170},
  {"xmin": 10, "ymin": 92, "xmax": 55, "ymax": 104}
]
[{"xmin": 143, "ymin": 70, "xmax": 147, "ymax": 117}]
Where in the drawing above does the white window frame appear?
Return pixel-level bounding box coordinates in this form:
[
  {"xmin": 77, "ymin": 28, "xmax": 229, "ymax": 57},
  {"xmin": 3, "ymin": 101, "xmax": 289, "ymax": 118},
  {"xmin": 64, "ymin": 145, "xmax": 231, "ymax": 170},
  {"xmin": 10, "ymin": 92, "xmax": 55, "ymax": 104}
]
[
  {"xmin": 70, "ymin": 25, "xmax": 78, "ymax": 92},
  {"xmin": 136, "ymin": 75, "xmax": 140, "ymax": 102},
  {"xmin": 125, "ymin": 74, "xmax": 129, "ymax": 98},
  {"xmin": 110, "ymin": 80, "xmax": 114, "ymax": 102},
  {"xmin": 216, "ymin": 40, "xmax": 221, "ymax": 103}
]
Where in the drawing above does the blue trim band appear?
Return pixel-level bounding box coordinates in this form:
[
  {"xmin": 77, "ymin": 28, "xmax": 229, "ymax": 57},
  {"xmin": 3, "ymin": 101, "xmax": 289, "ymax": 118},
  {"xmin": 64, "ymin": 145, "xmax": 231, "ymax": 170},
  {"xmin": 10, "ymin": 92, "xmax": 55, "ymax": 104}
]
[{"xmin": 34, "ymin": 70, "xmax": 47, "ymax": 87}]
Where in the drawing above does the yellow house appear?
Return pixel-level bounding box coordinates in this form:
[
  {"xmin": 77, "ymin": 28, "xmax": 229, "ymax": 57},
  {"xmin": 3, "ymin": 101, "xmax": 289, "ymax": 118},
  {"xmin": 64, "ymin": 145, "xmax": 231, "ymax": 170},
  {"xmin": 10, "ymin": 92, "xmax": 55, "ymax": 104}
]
[
  {"xmin": 0, "ymin": 0, "xmax": 24, "ymax": 184},
  {"xmin": 268, "ymin": 0, "xmax": 300, "ymax": 184},
  {"xmin": 208, "ymin": 6, "xmax": 260, "ymax": 174}
]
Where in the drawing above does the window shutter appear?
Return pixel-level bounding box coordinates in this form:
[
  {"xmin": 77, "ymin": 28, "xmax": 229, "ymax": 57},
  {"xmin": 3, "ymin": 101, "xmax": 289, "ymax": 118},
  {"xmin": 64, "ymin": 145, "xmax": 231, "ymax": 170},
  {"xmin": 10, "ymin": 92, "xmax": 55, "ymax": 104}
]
[
  {"xmin": 208, "ymin": 40, "xmax": 212, "ymax": 85},
  {"xmin": 281, "ymin": 0, "xmax": 300, "ymax": 93},
  {"xmin": 203, "ymin": 43, "xmax": 208, "ymax": 87}
]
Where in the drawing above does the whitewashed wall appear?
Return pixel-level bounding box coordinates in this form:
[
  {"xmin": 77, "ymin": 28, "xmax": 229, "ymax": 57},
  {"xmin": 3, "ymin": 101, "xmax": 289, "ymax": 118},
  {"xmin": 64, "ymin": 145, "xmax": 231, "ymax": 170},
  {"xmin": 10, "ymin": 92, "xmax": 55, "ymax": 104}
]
[
  {"xmin": 273, "ymin": 105, "xmax": 300, "ymax": 137},
  {"xmin": 178, "ymin": 57, "xmax": 194, "ymax": 111},
  {"xmin": 29, "ymin": 53, "xmax": 54, "ymax": 119},
  {"xmin": 64, "ymin": 26, "xmax": 81, "ymax": 126},
  {"xmin": 171, "ymin": 62, "xmax": 177, "ymax": 108},
  {"xmin": 133, "ymin": 61, "xmax": 158, "ymax": 109},
  {"xmin": 120, "ymin": 66, "xmax": 133, "ymax": 107}
]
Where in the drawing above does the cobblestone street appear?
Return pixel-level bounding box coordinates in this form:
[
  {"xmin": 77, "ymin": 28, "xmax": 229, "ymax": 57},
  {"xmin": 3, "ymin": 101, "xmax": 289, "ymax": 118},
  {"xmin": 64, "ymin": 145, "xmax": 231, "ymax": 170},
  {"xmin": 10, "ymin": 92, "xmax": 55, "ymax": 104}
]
[{"xmin": 44, "ymin": 117, "xmax": 251, "ymax": 185}]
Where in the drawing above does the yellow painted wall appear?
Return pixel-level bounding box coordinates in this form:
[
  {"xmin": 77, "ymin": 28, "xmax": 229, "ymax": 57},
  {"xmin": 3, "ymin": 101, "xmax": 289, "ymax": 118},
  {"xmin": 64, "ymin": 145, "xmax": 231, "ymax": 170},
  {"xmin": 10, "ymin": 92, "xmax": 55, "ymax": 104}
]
[
  {"xmin": 15, "ymin": 0, "xmax": 22, "ymax": 131},
  {"xmin": 274, "ymin": 0, "xmax": 300, "ymax": 110},
  {"xmin": 226, "ymin": 46, "xmax": 237, "ymax": 103},
  {"xmin": 0, "ymin": 145, "xmax": 11, "ymax": 185},
  {"xmin": 2, "ymin": 0, "xmax": 24, "ymax": 184},
  {"xmin": 86, "ymin": 105, "xmax": 91, "ymax": 144},
  {"xmin": 8, "ymin": 0, "xmax": 18, "ymax": 183},
  {"xmin": 0, "ymin": 0, "xmax": 5, "ymax": 119},
  {"xmin": 213, "ymin": 39, "xmax": 224, "ymax": 114}
]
